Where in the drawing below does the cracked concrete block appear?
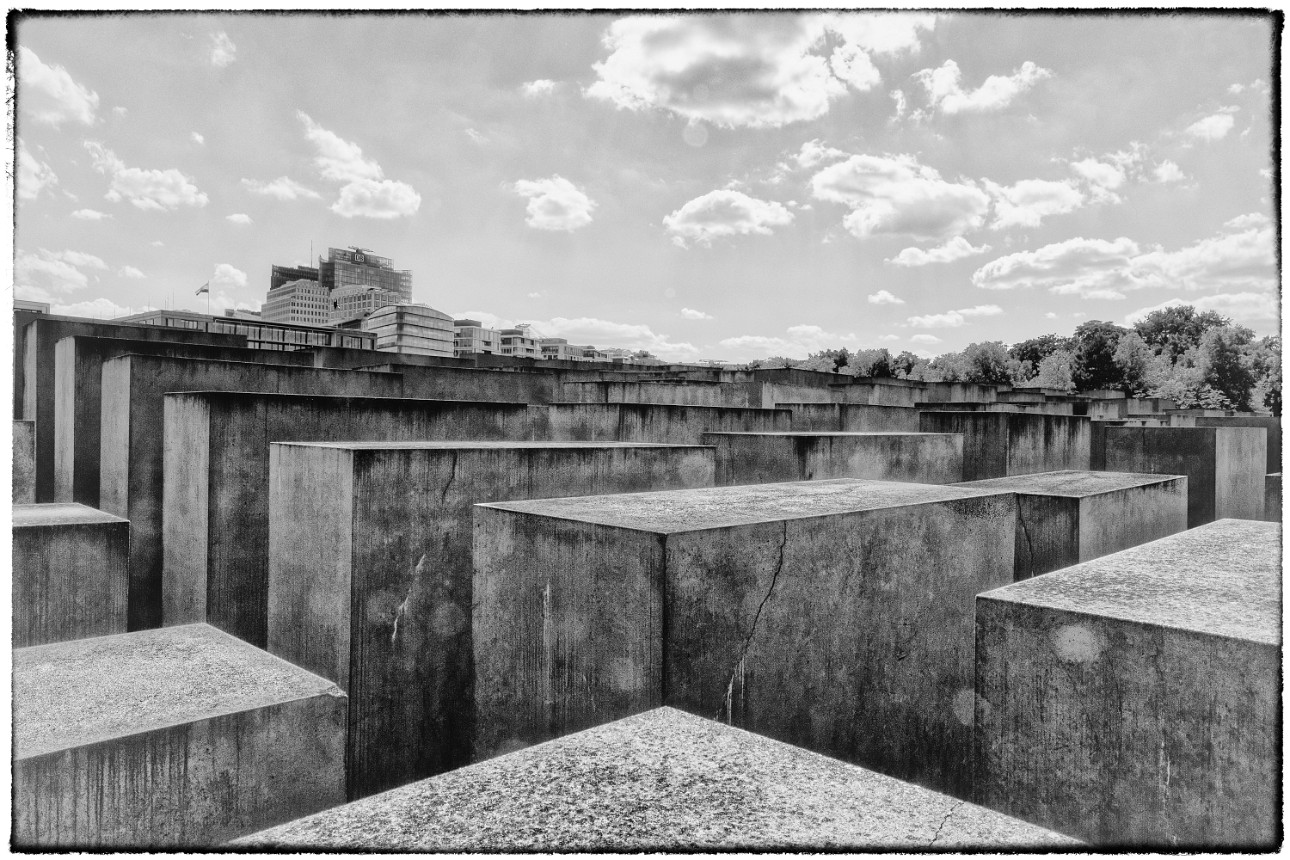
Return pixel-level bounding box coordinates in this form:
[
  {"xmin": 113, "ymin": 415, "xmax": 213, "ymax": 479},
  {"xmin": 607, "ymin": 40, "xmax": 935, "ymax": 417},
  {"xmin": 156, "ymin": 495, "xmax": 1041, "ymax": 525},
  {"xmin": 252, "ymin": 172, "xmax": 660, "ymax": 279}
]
[
  {"xmin": 474, "ymin": 478, "xmax": 1017, "ymax": 799},
  {"xmin": 235, "ymin": 707, "xmax": 1079, "ymax": 851},
  {"xmin": 13, "ymin": 624, "xmax": 346, "ymax": 849},
  {"xmin": 953, "ymin": 470, "xmax": 1188, "ymax": 580},
  {"xmin": 1101, "ymin": 426, "xmax": 1266, "ymax": 527},
  {"xmin": 162, "ymin": 391, "xmax": 535, "ymax": 648},
  {"xmin": 1264, "ymin": 473, "xmax": 1280, "ymax": 522},
  {"xmin": 14, "ymin": 419, "xmax": 36, "ymax": 503},
  {"xmin": 919, "ymin": 412, "xmax": 1090, "ymax": 481},
  {"xmin": 975, "ymin": 519, "xmax": 1280, "ymax": 848},
  {"xmin": 778, "ymin": 403, "xmax": 921, "ymax": 432},
  {"xmin": 13, "ymin": 502, "xmax": 130, "ymax": 647},
  {"xmin": 543, "ymin": 401, "xmax": 791, "ymax": 444},
  {"xmin": 702, "ymin": 432, "xmax": 964, "ymax": 486},
  {"xmin": 267, "ymin": 440, "xmax": 716, "ymax": 800}
]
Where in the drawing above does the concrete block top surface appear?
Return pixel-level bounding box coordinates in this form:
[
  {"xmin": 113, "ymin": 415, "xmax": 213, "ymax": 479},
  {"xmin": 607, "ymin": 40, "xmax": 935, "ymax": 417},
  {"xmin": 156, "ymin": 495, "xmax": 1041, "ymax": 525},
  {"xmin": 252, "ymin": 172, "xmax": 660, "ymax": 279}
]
[
  {"xmin": 549, "ymin": 401, "xmax": 792, "ymax": 413},
  {"xmin": 238, "ymin": 707, "xmax": 1077, "ymax": 851},
  {"xmin": 979, "ymin": 519, "xmax": 1280, "ymax": 645},
  {"xmin": 168, "ymin": 390, "xmax": 528, "ymax": 407},
  {"xmin": 700, "ymin": 432, "xmax": 957, "ymax": 438},
  {"xmin": 274, "ymin": 440, "xmax": 707, "ymax": 452},
  {"xmin": 479, "ymin": 478, "xmax": 1005, "ymax": 533},
  {"xmin": 955, "ymin": 469, "xmax": 1186, "ymax": 497},
  {"xmin": 13, "ymin": 502, "xmax": 129, "ymax": 528},
  {"xmin": 14, "ymin": 624, "xmax": 341, "ymax": 759}
]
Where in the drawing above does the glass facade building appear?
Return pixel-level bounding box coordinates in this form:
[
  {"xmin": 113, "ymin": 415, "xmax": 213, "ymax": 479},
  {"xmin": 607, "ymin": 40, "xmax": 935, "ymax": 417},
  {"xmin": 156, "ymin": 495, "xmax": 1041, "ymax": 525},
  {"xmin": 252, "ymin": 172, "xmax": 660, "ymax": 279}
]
[
  {"xmin": 262, "ymin": 279, "xmax": 332, "ymax": 326},
  {"xmin": 318, "ymin": 247, "xmax": 412, "ymax": 302}
]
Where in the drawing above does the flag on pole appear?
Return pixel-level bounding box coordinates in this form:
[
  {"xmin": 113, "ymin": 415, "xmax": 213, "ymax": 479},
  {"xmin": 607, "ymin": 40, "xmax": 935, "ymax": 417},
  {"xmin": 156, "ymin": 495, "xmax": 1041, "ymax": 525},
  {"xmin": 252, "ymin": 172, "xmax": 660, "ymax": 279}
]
[{"xmin": 195, "ymin": 282, "xmax": 210, "ymax": 296}]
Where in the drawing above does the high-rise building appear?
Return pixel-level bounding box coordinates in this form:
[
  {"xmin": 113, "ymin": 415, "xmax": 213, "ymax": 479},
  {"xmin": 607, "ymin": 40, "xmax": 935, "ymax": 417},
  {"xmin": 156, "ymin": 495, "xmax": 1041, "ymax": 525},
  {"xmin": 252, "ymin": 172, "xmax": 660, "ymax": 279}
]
[
  {"xmin": 363, "ymin": 303, "xmax": 455, "ymax": 356},
  {"xmin": 265, "ymin": 246, "xmax": 415, "ymax": 326},
  {"xmin": 318, "ymin": 247, "xmax": 411, "ymax": 301},
  {"xmin": 262, "ymin": 279, "xmax": 331, "ymax": 326},
  {"xmin": 270, "ymin": 264, "xmax": 320, "ymax": 291}
]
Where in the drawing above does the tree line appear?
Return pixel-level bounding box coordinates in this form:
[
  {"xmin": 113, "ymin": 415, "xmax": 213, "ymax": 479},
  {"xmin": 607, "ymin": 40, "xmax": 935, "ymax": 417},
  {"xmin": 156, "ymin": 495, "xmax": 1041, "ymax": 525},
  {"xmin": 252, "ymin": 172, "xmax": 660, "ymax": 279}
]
[{"xmin": 745, "ymin": 305, "xmax": 1281, "ymax": 415}]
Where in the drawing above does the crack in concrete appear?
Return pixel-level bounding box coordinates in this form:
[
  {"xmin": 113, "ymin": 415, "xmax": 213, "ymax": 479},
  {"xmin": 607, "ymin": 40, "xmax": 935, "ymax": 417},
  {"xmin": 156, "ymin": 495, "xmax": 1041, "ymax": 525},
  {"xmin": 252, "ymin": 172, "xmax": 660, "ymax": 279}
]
[
  {"xmin": 717, "ymin": 521, "xmax": 789, "ymax": 724},
  {"xmin": 928, "ymin": 800, "xmax": 964, "ymax": 847},
  {"xmin": 439, "ymin": 451, "xmax": 459, "ymax": 508},
  {"xmin": 1016, "ymin": 501, "xmax": 1035, "ymax": 580}
]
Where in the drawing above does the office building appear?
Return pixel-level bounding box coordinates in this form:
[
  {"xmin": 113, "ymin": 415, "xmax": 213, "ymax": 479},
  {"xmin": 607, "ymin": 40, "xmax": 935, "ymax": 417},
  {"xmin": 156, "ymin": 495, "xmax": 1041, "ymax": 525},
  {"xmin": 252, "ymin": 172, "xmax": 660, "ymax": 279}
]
[
  {"xmin": 454, "ymin": 320, "xmax": 502, "ymax": 356},
  {"xmin": 270, "ymin": 264, "xmax": 320, "ymax": 291},
  {"xmin": 318, "ymin": 247, "xmax": 411, "ymax": 302},
  {"xmin": 262, "ymin": 279, "xmax": 331, "ymax": 326},
  {"xmin": 15, "ymin": 299, "xmax": 51, "ymax": 314},
  {"xmin": 363, "ymin": 303, "xmax": 454, "ymax": 357},
  {"xmin": 265, "ymin": 246, "xmax": 414, "ymax": 326},
  {"xmin": 499, "ymin": 326, "xmax": 539, "ymax": 359},
  {"xmin": 329, "ymin": 284, "xmax": 406, "ymax": 323},
  {"xmin": 116, "ymin": 309, "xmax": 375, "ymax": 351}
]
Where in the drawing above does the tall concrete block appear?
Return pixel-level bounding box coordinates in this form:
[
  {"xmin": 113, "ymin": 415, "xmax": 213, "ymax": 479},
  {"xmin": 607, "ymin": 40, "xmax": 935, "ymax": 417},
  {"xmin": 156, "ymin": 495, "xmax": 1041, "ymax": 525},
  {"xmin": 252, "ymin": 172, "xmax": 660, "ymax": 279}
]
[
  {"xmin": 13, "ymin": 624, "xmax": 346, "ymax": 849},
  {"xmin": 14, "ymin": 419, "xmax": 36, "ymax": 503},
  {"xmin": 1168, "ymin": 414, "xmax": 1281, "ymax": 473},
  {"xmin": 474, "ymin": 479, "xmax": 1017, "ymax": 798},
  {"xmin": 391, "ymin": 362, "xmax": 557, "ymax": 404},
  {"xmin": 99, "ymin": 354, "xmax": 406, "ymax": 630},
  {"xmin": 543, "ymin": 402, "xmax": 791, "ymax": 444},
  {"xmin": 558, "ymin": 380, "xmax": 754, "ymax": 408},
  {"xmin": 954, "ymin": 471, "xmax": 1188, "ymax": 580},
  {"xmin": 919, "ymin": 412, "xmax": 1090, "ymax": 481},
  {"xmin": 780, "ymin": 402, "xmax": 920, "ymax": 432},
  {"xmin": 1265, "ymin": 473, "xmax": 1281, "ymax": 522},
  {"xmin": 1102, "ymin": 426, "xmax": 1265, "ymax": 527},
  {"xmin": 237, "ymin": 707, "xmax": 1077, "ymax": 852},
  {"xmin": 267, "ymin": 441, "xmax": 716, "ymax": 799},
  {"xmin": 13, "ymin": 502, "xmax": 130, "ymax": 646},
  {"xmin": 975, "ymin": 520, "xmax": 1280, "ymax": 848},
  {"xmin": 702, "ymin": 432, "xmax": 963, "ymax": 485},
  {"xmin": 163, "ymin": 391, "xmax": 536, "ymax": 648}
]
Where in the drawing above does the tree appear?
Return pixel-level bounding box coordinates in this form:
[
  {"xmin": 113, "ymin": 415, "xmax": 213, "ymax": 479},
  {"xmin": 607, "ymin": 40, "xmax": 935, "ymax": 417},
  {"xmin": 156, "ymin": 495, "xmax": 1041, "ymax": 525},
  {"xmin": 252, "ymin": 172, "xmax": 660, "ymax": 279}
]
[
  {"xmin": 1111, "ymin": 331, "xmax": 1156, "ymax": 397},
  {"xmin": 1009, "ymin": 334, "xmax": 1075, "ymax": 370},
  {"xmin": 1034, "ymin": 349, "xmax": 1076, "ymax": 392},
  {"xmin": 1133, "ymin": 305, "xmax": 1229, "ymax": 361},
  {"xmin": 891, "ymin": 351, "xmax": 920, "ymax": 377},
  {"xmin": 848, "ymin": 348, "xmax": 893, "ymax": 378},
  {"xmin": 1071, "ymin": 320, "xmax": 1128, "ymax": 392},
  {"xmin": 960, "ymin": 341, "xmax": 1013, "ymax": 385},
  {"xmin": 1195, "ymin": 325, "xmax": 1256, "ymax": 410}
]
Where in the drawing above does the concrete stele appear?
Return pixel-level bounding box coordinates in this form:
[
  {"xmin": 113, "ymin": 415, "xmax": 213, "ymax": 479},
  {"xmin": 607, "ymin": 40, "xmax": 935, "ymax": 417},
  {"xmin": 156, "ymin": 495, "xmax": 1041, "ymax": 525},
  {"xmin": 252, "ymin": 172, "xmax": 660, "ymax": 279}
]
[
  {"xmin": 474, "ymin": 478, "xmax": 1017, "ymax": 799},
  {"xmin": 13, "ymin": 502, "xmax": 130, "ymax": 646},
  {"xmin": 701, "ymin": 431, "xmax": 964, "ymax": 486},
  {"xmin": 14, "ymin": 419, "xmax": 36, "ymax": 503},
  {"xmin": 919, "ymin": 411, "xmax": 1090, "ymax": 480},
  {"xmin": 953, "ymin": 470, "xmax": 1188, "ymax": 580},
  {"xmin": 234, "ymin": 707, "xmax": 1079, "ymax": 852},
  {"xmin": 1264, "ymin": 473, "xmax": 1281, "ymax": 523},
  {"xmin": 543, "ymin": 401, "xmax": 792, "ymax": 444},
  {"xmin": 267, "ymin": 440, "xmax": 716, "ymax": 800},
  {"xmin": 974, "ymin": 519, "xmax": 1281, "ymax": 848},
  {"xmin": 13, "ymin": 623, "xmax": 346, "ymax": 849},
  {"xmin": 778, "ymin": 402, "xmax": 921, "ymax": 432}
]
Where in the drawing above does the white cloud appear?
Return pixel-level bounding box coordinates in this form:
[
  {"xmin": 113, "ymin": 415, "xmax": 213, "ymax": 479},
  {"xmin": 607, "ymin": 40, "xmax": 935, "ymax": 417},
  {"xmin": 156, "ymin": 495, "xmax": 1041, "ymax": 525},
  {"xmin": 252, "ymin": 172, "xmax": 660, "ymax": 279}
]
[
  {"xmin": 212, "ymin": 263, "xmax": 248, "ymax": 290},
  {"xmin": 521, "ymin": 79, "xmax": 557, "ymax": 97},
  {"xmin": 541, "ymin": 316, "xmax": 699, "ymax": 360},
  {"xmin": 879, "ymin": 334, "xmax": 901, "ymax": 342},
  {"xmin": 1153, "ymin": 160, "xmax": 1186, "ymax": 183},
  {"xmin": 890, "ymin": 88, "xmax": 907, "ymax": 119},
  {"xmin": 910, "ymin": 334, "xmax": 942, "ymax": 344},
  {"xmin": 56, "ymin": 249, "xmax": 108, "ymax": 270},
  {"xmin": 680, "ymin": 307, "xmax": 714, "ymax": 320},
  {"xmin": 226, "ymin": 213, "xmax": 253, "ymax": 225},
  {"xmin": 914, "ymin": 59, "xmax": 1051, "ymax": 114},
  {"xmin": 811, "ymin": 153, "xmax": 990, "ymax": 242},
  {"xmin": 17, "ymin": 138, "xmax": 58, "ymax": 201},
  {"xmin": 1069, "ymin": 158, "xmax": 1124, "ymax": 190},
  {"xmin": 71, "ymin": 208, "xmax": 110, "ymax": 220},
  {"xmin": 298, "ymin": 111, "xmax": 383, "ymax": 183},
  {"xmin": 986, "ymin": 178, "xmax": 1086, "ymax": 230},
  {"xmin": 297, "ymin": 112, "xmax": 421, "ymax": 219},
  {"xmin": 18, "ymin": 47, "xmax": 100, "ymax": 127},
  {"xmin": 867, "ymin": 290, "xmax": 905, "ymax": 305},
  {"xmin": 1224, "ymin": 212, "xmax": 1269, "ymax": 230},
  {"xmin": 1044, "ymin": 312, "xmax": 1057, "ymax": 319},
  {"xmin": 907, "ymin": 304, "xmax": 1002, "ymax": 328},
  {"xmin": 84, "ymin": 142, "xmax": 208, "ymax": 211},
  {"xmin": 972, "ymin": 236, "xmax": 1142, "ymax": 294},
  {"xmin": 210, "ymin": 32, "xmax": 237, "ymax": 68},
  {"xmin": 191, "ymin": 131, "xmax": 205, "ymax": 145},
  {"xmin": 1185, "ymin": 112, "xmax": 1235, "ymax": 142},
  {"xmin": 822, "ymin": 12, "xmax": 936, "ymax": 56},
  {"xmin": 513, "ymin": 175, "xmax": 597, "ymax": 232},
  {"xmin": 150, "ymin": 240, "xmax": 165, "ymax": 247},
  {"xmin": 663, "ymin": 189, "xmax": 793, "ymax": 248},
  {"xmin": 332, "ymin": 180, "xmax": 422, "ymax": 219},
  {"xmin": 242, "ymin": 176, "xmax": 323, "ymax": 201},
  {"xmin": 718, "ymin": 322, "xmax": 865, "ymax": 360},
  {"xmin": 465, "ymin": 128, "xmax": 489, "ymax": 145},
  {"xmin": 887, "ymin": 236, "xmax": 991, "ymax": 267},
  {"xmin": 118, "ymin": 265, "xmax": 145, "ymax": 279},
  {"xmin": 795, "ymin": 139, "xmax": 847, "ymax": 169},
  {"xmin": 1228, "ymin": 83, "xmax": 1245, "ymax": 95},
  {"xmin": 15, "ymin": 248, "xmax": 109, "ymax": 294}
]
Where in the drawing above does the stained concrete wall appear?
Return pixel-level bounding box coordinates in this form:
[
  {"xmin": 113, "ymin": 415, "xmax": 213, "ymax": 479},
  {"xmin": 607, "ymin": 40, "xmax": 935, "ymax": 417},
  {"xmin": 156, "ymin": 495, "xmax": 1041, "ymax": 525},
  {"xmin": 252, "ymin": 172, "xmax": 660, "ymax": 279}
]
[
  {"xmin": 1265, "ymin": 473, "xmax": 1281, "ymax": 523},
  {"xmin": 974, "ymin": 520, "xmax": 1280, "ymax": 848},
  {"xmin": 267, "ymin": 441, "xmax": 716, "ymax": 800},
  {"xmin": 557, "ymin": 380, "xmax": 754, "ymax": 408},
  {"xmin": 702, "ymin": 432, "xmax": 964, "ymax": 486},
  {"xmin": 163, "ymin": 392, "xmax": 537, "ymax": 648},
  {"xmin": 13, "ymin": 624, "xmax": 346, "ymax": 848},
  {"xmin": 1102, "ymin": 426, "xmax": 1266, "ymax": 527},
  {"xmin": 1168, "ymin": 414, "xmax": 1280, "ymax": 474},
  {"xmin": 780, "ymin": 403, "xmax": 920, "ymax": 432},
  {"xmin": 12, "ymin": 503, "xmax": 130, "ymax": 646},
  {"xmin": 14, "ymin": 419, "xmax": 36, "ymax": 503},
  {"xmin": 474, "ymin": 479, "xmax": 1017, "ymax": 799},
  {"xmin": 919, "ymin": 412, "xmax": 1090, "ymax": 481},
  {"xmin": 542, "ymin": 402, "xmax": 791, "ymax": 444},
  {"xmin": 53, "ymin": 335, "xmax": 313, "ymax": 506},
  {"xmin": 391, "ymin": 363, "xmax": 558, "ymax": 404}
]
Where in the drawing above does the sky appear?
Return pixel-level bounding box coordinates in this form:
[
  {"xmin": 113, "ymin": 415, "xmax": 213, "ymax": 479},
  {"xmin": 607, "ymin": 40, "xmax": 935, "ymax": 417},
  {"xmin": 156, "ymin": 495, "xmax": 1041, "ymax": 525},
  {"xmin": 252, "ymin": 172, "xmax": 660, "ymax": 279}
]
[{"xmin": 11, "ymin": 10, "xmax": 1280, "ymax": 362}]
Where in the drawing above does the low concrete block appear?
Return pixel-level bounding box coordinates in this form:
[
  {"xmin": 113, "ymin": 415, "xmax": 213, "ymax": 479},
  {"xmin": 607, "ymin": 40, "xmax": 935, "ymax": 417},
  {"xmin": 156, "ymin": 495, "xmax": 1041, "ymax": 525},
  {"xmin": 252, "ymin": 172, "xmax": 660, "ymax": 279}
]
[
  {"xmin": 1265, "ymin": 473, "xmax": 1281, "ymax": 522},
  {"xmin": 14, "ymin": 419, "xmax": 36, "ymax": 503},
  {"xmin": 543, "ymin": 401, "xmax": 791, "ymax": 444},
  {"xmin": 975, "ymin": 520, "xmax": 1281, "ymax": 848},
  {"xmin": 1101, "ymin": 426, "xmax": 1265, "ymax": 527},
  {"xmin": 235, "ymin": 707, "xmax": 1077, "ymax": 851},
  {"xmin": 702, "ymin": 432, "xmax": 963, "ymax": 485},
  {"xmin": 13, "ymin": 503, "xmax": 130, "ymax": 647},
  {"xmin": 780, "ymin": 402, "xmax": 920, "ymax": 432},
  {"xmin": 954, "ymin": 470, "xmax": 1188, "ymax": 580},
  {"xmin": 13, "ymin": 624, "xmax": 346, "ymax": 849},
  {"xmin": 268, "ymin": 441, "xmax": 716, "ymax": 799},
  {"xmin": 474, "ymin": 479, "xmax": 1017, "ymax": 798},
  {"xmin": 919, "ymin": 412, "xmax": 1090, "ymax": 480}
]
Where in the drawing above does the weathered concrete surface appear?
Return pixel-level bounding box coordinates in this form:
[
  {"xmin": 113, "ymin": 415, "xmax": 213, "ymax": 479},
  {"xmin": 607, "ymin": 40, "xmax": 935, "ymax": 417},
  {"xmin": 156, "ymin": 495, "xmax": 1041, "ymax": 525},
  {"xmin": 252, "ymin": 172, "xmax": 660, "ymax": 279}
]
[
  {"xmin": 14, "ymin": 419, "xmax": 36, "ymax": 503},
  {"xmin": 163, "ymin": 392, "xmax": 535, "ymax": 648},
  {"xmin": 1126, "ymin": 396, "xmax": 1175, "ymax": 414},
  {"xmin": 975, "ymin": 520, "xmax": 1281, "ymax": 848},
  {"xmin": 52, "ymin": 335, "xmax": 312, "ymax": 505},
  {"xmin": 13, "ymin": 502, "xmax": 130, "ymax": 646},
  {"xmin": 388, "ymin": 362, "xmax": 558, "ymax": 404},
  {"xmin": 955, "ymin": 470, "xmax": 1189, "ymax": 580},
  {"xmin": 558, "ymin": 379, "xmax": 754, "ymax": 408},
  {"xmin": 268, "ymin": 441, "xmax": 716, "ymax": 800},
  {"xmin": 1168, "ymin": 414, "xmax": 1280, "ymax": 473},
  {"xmin": 1265, "ymin": 473, "xmax": 1281, "ymax": 522},
  {"xmin": 13, "ymin": 624, "xmax": 346, "ymax": 849},
  {"xmin": 919, "ymin": 412, "xmax": 1090, "ymax": 481},
  {"xmin": 236, "ymin": 707, "xmax": 1077, "ymax": 852},
  {"xmin": 542, "ymin": 401, "xmax": 791, "ymax": 444},
  {"xmin": 474, "ymin": 478, "xmax": 1017, "ymax": 799},
  {"xmin": 1101, "ymin": 426, "xmax": 1265, "ymax": 527},
  {"xmin": 702, "ymin": 432, "xmax": 963, "ymax": 486},
  {"xmin": 780, "ymin": 402, "xmax": 920, "ymax": 432}
]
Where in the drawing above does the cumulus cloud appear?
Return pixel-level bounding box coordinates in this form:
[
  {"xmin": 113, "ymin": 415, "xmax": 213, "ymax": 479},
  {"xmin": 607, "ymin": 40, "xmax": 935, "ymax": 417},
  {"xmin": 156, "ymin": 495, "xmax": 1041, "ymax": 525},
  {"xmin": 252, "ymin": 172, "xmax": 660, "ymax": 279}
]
[
  {"xmin": 541, "ymin": 316, "xmax": 699, "ymax": 360},
  {"xmin": 15, "ymin": 248, "xmax": 107, "ymax": 294},
  {"xmin": 1225, "ymin": 212, "xmax": 1269, "ymax": 230},
  {"xmin": 17, "ymin": 138, "xmax": 58, "ymax": 201},
  {"xmin": 18, "ymin": 47, "xmax": 100, "ymax": 127},
  {"xmin": 887, "ymin": 236, "xmax": 991, "ymax": 267},
  {"xmin": 297, "ymin": 112, "xmax": 421, "ymax": 218},
  {"xmin": 191, "ymin": 131, "xmax": 205, "ymax": 145},
  {"xmin": 1069, "ymin": 158, "xmax": 1125, "ymax": 190},
  {"xmin": 241, "ymin": 176, "xmax": 323, "ymax": 201},
  {"xmin": 118, "ymin": 265, "xmax": 145, "ymax": 279},
  {"xmin": 521, "ymin": 79, "xmax": 557, "ymax": 97},
  {"xmin": 212, "ymin": 263, "xmax": 248, "ymax": 290},
  {"xmin": 513, "ymin": 175, "xmax": 597, "ymax": 232},
  {"xmin": 811, "ymin": 153, "xmax": 990, "ymax": 242},
  {"xmin": 226, "ymin": 213, "xmax": 252, "ymax": 225},
  {"xmin": 972, "ymin": 236, "xmax": 1142, "ymax": 294},
  {"xmin": 1185, "ymin": 112, "xmax": 1236, "ymax": 142},
  {"xmin": 795, "ymin": 139, "xmax": 848, "ymax": 169},
  {"xmin": 867, "ymin": 290, "xmax": 904, "ymax": 305},
  {"xmin": 986, "ymin": 178, "xmax": 1086, "ymax": 230},
  {"xmin": 1153, "ymin": 160, "xmax": 1186, "ymax": 183},
  {"xmin": 210, "ymin": 32, "xmax": 237, "ymax": 68},
  {"xmin": 71, "ymin": 208, "xmax": 110, "ymax": 220},
  {"xmin": 718, "ymin": 322, "xmax": 865, "ymax": 360},
  {"xmin": 910, "ymin": 334, "xmax": 942, "ymax": 344},
  {"xmin": 84, "ymin": 142, "xmax": 208, "ymax": 211},
  {"xmin": 914, "ymin": 59, "xmax": 1051, "ymax": 114},
  {"xmin": 907, "ymin": 304, "xmax": 1002, "ymax": 328},
  {"xmin": 663, "ymin": 190, "xmax": 793, "ymax": 248},
  {"xmin": 681, "ymin": 308, "xmax": 714, "ymax": 320}
]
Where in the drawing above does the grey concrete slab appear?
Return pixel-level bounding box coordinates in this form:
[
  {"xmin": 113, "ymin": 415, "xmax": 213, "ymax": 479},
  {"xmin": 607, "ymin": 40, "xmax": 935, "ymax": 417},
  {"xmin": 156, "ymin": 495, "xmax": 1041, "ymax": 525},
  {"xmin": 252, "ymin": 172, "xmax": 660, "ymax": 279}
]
[
  {"xmin": 544, "ymin": 401, "xmax": 791, "ymax": 444},
  {"xmin": 702, "ymin": 432, "xmax": 963, "ymax": 485},
  {"xmin": 235, "ymin": 707, "xmax": 1078, "ymax": 852},
  {"xmin": 1168, "ymin": 414, "xmax": 1280, "ymax": 473},
  {"xmin": 268, "ymin": 440, "xmax": 716, "ymax": 800},
  {"xmin": 13, "ymin": 419, "xmax": 35, "ymax": 503},
  {"xmin": 920, "ymin": 412, "xmax": 1091, "ymax": 480},
  {"xmin": 13, "ymin": 502, "xmax": 130, "ymax": 646},
  {"xmin": 474, "ymin": 478, "xmax": 1017, "ymax": 799},
  {"xmin": 13, "ymin": 623, "xmax": 346, "ymax": 849},
  {"xmin": 558, "ymin": 379, "xmax": 755, "ymax": 408},
  {"xmin": 975, "ymin": 519, "xmax": 1280, "ymax": 848},
  {"xmin": 1264, "ymin": 472, "xmax": 1281, "ymax": 523},
  {"xmin": 779, "ymin": 402, "xmax": 920, "ymax": 432},
  {"xmin": 955, "ymin": 470, "xmax": 1188, "ymax": 580}
]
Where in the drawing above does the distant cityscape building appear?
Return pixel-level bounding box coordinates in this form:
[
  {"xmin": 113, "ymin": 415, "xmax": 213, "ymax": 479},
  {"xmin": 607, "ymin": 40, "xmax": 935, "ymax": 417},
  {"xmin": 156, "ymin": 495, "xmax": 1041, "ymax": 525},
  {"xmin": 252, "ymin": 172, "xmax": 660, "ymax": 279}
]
[
  {"xmin": 14, "ymin": 299, "xmax": 51, "ymax": 314},
  {"xmin": 264, "ymin": 246, "xmax": 414, "ymax": 327},
  {"xmin": 318, "ymin": 247, "xmax": 411, "ymax": 301},
  {"xmin": 117, "ymin": 309, "xmax": 375, "ymax": 351},
  {"xmin": 270, "ymin": 264, "xmax": 319, "ymax": 291},
  {"xmin": 330, "ymin": 285, "xmax": 406, "ymax": 324},
  {"xmin": 262, "ymin": 279, "xmax": 331, "ymax": 326},
  {"xmin": 363, "ymin": 303, "xmax": 454, "ymax": 357},
  {"xmin": 454, "ymin": 319, "xmax": 501, "ymax": 356}
]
